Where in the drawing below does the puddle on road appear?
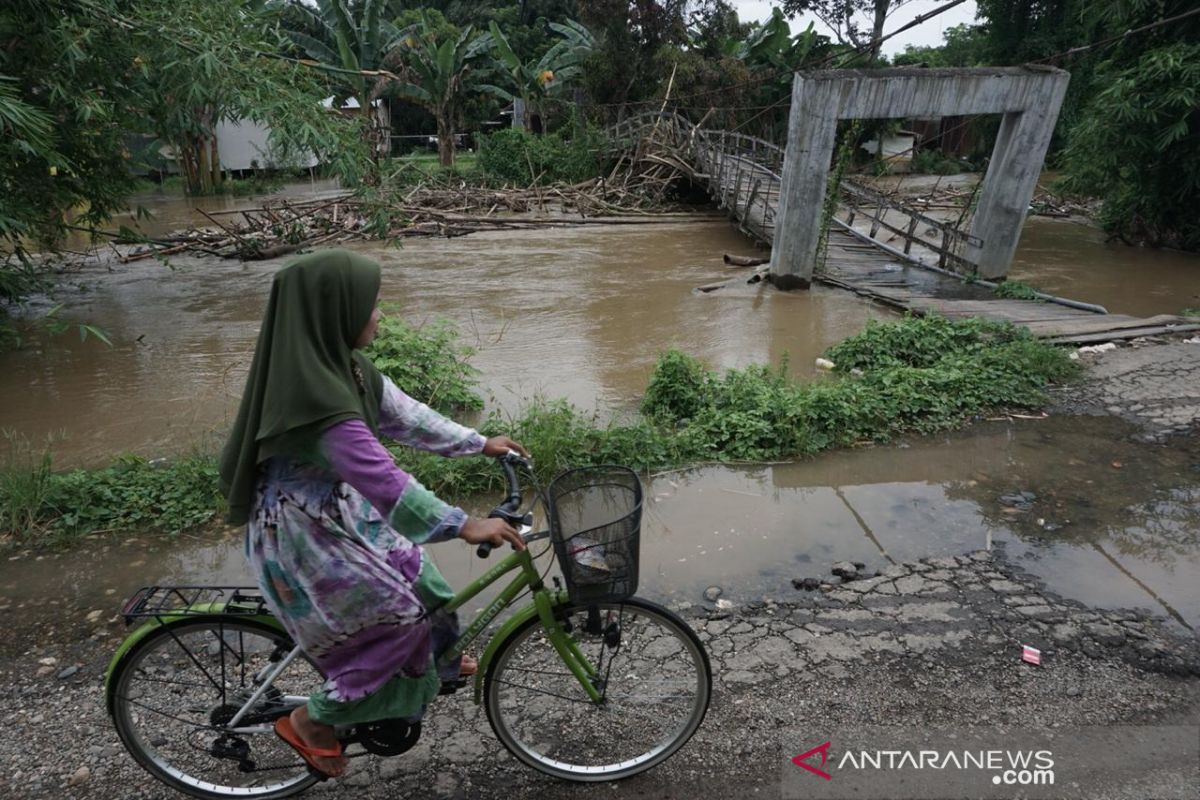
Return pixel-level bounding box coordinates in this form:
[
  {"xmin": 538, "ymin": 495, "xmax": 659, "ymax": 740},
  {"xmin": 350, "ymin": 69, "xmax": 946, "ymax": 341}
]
[
  {"xmin": 2, "ymin": 220, "xmax": 884, "ymax": 466},
  {"xmin": 2, "ymin": 416, "xmax": 1196, "ymax": 654}
]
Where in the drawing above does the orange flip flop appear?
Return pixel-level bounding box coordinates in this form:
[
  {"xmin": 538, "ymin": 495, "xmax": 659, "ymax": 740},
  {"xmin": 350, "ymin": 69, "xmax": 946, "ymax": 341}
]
[{"xmin": 274, "ymin": 716, "xmax": 345, "ymax": 779}]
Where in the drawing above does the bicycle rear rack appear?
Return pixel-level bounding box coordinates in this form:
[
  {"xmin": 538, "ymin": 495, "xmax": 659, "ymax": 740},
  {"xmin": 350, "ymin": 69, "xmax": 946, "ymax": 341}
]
[{"xmin": 121, "ymin": 586, "xmax": 270, "ymax": 625}]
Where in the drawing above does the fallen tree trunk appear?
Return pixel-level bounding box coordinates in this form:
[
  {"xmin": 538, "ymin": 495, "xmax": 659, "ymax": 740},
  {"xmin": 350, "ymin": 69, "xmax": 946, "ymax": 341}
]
[{"xmin": 723, "ymin": 253, "xmax": 770, "ymax": 267}]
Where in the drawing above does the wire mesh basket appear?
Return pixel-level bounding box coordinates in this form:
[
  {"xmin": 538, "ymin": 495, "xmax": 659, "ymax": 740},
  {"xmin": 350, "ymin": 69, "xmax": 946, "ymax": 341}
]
[{"xmin": 547, "ymin": 466, "xmax": 642, "ymax": 604}]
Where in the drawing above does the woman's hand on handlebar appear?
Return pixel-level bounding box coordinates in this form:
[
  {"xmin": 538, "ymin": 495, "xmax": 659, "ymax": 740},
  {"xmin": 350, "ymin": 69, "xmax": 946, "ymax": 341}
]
[
  {"xmin": 482, "ymin": 436, "xmax": 529, "ymax": 458},
  {"xmin": 459, "ymin": 517, "xmax": 526, "ymax": 551}
]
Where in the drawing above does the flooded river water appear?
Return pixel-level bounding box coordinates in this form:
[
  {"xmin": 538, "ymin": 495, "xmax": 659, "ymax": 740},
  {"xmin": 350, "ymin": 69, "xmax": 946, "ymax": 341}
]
[
  {"xmin": 1011, "ymin": 217, "xmax": 1200, "ymax": 317},
  {"xmin": 4, "ymin": 204, "xmax": 882, "ymax": 466},
  {"xmin": 2, "ymin": 183, "xmax": 1198, "ymax": 646}
]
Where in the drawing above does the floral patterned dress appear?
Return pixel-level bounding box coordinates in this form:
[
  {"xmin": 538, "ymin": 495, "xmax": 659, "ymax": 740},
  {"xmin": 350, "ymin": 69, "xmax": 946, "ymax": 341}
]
[{"xmin": 246, "ymin": 376, "xmax": 485, "ymax": 724}]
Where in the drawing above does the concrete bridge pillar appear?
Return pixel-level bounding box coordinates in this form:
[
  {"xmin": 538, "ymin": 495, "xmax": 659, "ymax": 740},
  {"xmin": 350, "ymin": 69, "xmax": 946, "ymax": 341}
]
[
  {"xmin": 965, "ymin": 77, "xmax": 1070, "ymax": 278},
  {"xmin": 769, "ymin": 77, "xmax": 842, "ymax": 290},
  {"xmin": 769, "ymin": 67, "xmax": 1070, "ymax": 288}
]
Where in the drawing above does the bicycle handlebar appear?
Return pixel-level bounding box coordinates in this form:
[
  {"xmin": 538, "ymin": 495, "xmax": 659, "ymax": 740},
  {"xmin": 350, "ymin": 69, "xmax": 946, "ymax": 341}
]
[{"xmin": 476, "ymin": 451, "xmax": 532, "ymax": 559}]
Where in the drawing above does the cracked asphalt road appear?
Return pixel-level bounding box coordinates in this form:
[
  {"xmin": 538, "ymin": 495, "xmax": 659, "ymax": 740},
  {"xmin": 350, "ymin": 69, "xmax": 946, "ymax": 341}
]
[
  {"xmin": 1057, "ymin": 338, "xmax": 1200, "ymax": 436},
  {"xmin": 5, "ymin": 550, "xmax": 1197, "ymax": 800}
]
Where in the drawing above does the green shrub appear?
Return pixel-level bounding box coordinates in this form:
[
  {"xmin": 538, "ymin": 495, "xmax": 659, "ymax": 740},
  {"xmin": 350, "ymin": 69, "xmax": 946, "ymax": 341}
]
[
  {"xmin": 824, "ymin": 315, "xmax": 1025, "ymax": 371},
  {"xmin": 992, "ymin": 280, "xmax": 1042, "ymax": 301},
  {"xmin": 910, "ymin": 150, "xmax": 963, "ymax": 175},
  {"xmin": 401, "ymin": 317, "xmax": 1077, "ymax": 497},
  {"xmin": 363, "ymin": 314, "xmax": 483, "ymax": 413},
  {"xmin": 642, "ymin": 349, "xmax": 712, "ymax": 422},
  {"xmin": 1, "ymin": 447, "xmax": 223, "ymax": 543},
  {"xmin": 1, "ymin": 316, "xmax": 1080, "ymax": 545},
  {"xmin": 478, "ymin": 128, "xmax": 605, "ymax": 185},
  {"xmin": 44, "ymin": 454, "xmax": 222, "ymax": 537},
  {"xmin": 0, "ymin": 432, "xmax": 55, "ymax": 537}
]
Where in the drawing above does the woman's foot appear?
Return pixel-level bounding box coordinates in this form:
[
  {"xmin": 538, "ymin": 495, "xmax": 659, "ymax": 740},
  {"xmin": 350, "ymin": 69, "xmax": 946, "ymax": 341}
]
[{"xmin": 287, "ymin": 706, "xmax": 348, "ymax": 777}]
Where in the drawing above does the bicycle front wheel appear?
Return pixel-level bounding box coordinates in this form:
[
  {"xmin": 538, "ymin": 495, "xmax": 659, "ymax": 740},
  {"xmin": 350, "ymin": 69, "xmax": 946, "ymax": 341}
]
[
  {"xmin": 110, "ymin": 617, "xmax": 323, "ymax": 800},
  {"xmin": 483, "ymin": 597, "xmax": 711, "ymax": 781}
]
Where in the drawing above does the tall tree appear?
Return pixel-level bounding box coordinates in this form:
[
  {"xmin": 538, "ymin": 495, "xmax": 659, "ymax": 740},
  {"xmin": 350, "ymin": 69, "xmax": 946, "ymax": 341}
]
[
  {"xmin": 0, "ymin": 0, "xmax": 366, "ymax": 257},
  {"xmin": 780, "ymin": 0, "xmax": 915, "ymax": 61},
  {"xmin": 972, "ymin": 0, "xmax": 1200, "ymax": 249},
  {"xmin": 891, "ymin": 23, "xmax": 987, "ymax": 66},
  {"xmin": 1057, "ymin": 3, "xmax": 1200, "ymax": 250},
  {"xmin": 387, "ymin": 10, "xmax": 495, "ymax": 166},
  {"xmin": 485, "ymin": 19, "xmax": 594, "ymax": 130},
  {"xmin": 127, "ymin": 0, "xmax": 371, "ymax": 195},
  {"xmin": 280, "ymin": 0, "xmax": 403, "ymax": 158},
  {"xmin": 0, "ymin": 0, "xmax": 142, "ymax": 257},
  {"xmin": 578, "ymin": 0, "xmax": 690, "ymax": 117}
]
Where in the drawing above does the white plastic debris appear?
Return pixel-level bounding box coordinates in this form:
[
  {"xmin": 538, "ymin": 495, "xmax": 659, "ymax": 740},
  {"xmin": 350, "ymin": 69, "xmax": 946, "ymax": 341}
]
[
  {"xmin": 715, "ymin": 598, "xmax": 734, "ymax": 610},
  {"xmin": 1075, "ymin": 342, "xmax": 1117, "ymax": 357},
  {"xmin": 815, "ymin": 357, "xmax": 836, "ymax": 371},
  {"xmin": 1184, "ymin": 336, "xmax": 1200, "ymax": 344},
  {"xmin": 569, "ymin": 537, "xmax": 611, "ymax": 574}
]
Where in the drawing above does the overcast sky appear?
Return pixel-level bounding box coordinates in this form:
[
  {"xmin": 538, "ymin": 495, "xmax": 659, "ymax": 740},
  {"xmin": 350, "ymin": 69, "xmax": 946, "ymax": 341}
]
[{"xmin": 729, "ymin": 1, "xmax": 980, "ymax": 57}]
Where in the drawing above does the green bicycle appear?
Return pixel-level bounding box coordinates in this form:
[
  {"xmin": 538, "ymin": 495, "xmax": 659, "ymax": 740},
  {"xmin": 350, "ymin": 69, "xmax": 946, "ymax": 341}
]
[{"xmin": 105, "ymin": 454, "xmax": 712, "ymax": 799}]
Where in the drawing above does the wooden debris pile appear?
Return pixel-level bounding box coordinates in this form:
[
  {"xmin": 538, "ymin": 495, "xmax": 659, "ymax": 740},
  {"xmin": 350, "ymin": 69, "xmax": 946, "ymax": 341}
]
[
  {"xmin": 117, "ymin": 123, "xmax": 709, "ymax": 262},
  {"xmin": 117, "ymin": 177, "xmax": 712, "ymax": 263}
]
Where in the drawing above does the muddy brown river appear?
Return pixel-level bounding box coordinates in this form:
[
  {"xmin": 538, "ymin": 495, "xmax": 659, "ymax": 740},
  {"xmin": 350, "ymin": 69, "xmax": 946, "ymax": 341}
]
[
  {"xmin": 2, "ymin": 183, "xmax": 1198, "ymax": 641},
  {"xmin": 1011, "ymin": 217, "xmax": 1200, "ymax": 317}
]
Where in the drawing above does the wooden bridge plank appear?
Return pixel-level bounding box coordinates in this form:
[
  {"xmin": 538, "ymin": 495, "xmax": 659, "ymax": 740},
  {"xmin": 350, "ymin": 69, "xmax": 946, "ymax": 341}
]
[
  {"xmin": 1044, "ymin": 324, "xmax": 1200, "ymax": 345},
  {"xmin": 1023, "ymin": 314, "xmax": 1191, "ymax": 336}
]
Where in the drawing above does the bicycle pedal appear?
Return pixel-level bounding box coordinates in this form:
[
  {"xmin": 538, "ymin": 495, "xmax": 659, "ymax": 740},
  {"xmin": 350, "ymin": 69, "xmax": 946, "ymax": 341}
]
[{"xmin": 438, "ymin": 677, "xmax": 467, "ymax": 695}]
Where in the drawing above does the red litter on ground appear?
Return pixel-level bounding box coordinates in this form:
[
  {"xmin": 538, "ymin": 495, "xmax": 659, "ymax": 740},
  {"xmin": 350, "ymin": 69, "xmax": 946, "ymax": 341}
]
[{"xmin": 1022, "ymin": 645, "xmax": 1042, "ymax": 665}]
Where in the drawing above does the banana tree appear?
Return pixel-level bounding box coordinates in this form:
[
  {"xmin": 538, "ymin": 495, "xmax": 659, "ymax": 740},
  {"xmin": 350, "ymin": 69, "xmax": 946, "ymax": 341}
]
[
  {"xmin": 281, "ymin": 0, "xmax": 402, "ymax": 154},
  {"xmin": 388, "ymin": 11, "xmax": 495, "ymax": 166},
  {"xmin": 484, "ymin": 19, "xmax": 594, "ymax": 132}
]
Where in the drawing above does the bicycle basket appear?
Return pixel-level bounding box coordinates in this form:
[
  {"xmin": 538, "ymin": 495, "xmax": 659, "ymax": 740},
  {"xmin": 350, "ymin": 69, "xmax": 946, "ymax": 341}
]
[{"xmin": 547, "ymin": 466, "xmax": 642, "ymax": 604}]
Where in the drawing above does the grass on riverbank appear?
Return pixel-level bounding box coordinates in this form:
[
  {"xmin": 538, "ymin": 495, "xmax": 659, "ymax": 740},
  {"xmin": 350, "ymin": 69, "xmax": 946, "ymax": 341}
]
[{"xmin": 0, "ymin": 315, "xmax": 1079, "ymax": 547}]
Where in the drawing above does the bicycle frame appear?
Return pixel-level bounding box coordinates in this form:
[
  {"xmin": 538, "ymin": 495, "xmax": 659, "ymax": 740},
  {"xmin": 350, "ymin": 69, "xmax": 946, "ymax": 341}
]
[
  {"xmin": 440, "ymin": 543, "xmax": 604, "ymax": 705},
  {"xmin": 219, "ymin": 542, "xmax": 603, "ymax": 733}
]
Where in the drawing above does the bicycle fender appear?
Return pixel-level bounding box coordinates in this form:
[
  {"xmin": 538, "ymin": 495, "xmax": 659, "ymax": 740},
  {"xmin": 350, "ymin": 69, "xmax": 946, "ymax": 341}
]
[{"xmin": 104, "ymin": 605, "xmax": 286, "ymax": 714}]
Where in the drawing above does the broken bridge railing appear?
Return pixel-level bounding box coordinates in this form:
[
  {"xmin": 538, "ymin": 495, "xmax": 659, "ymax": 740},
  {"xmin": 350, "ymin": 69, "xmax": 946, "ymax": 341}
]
[
  {"xmin": 835, "ymin": 180, "xmax": 983, "ymax": 273},
  {"xmin": 605, "ymin": 112, "xmax": 980, "ymax": 269}
]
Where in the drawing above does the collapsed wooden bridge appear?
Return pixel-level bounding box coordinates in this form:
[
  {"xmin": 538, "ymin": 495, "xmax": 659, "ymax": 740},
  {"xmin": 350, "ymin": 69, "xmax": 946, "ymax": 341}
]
[{"xmin": 609, "ymin": 112, "xmax": 1200, "ymax": 345}]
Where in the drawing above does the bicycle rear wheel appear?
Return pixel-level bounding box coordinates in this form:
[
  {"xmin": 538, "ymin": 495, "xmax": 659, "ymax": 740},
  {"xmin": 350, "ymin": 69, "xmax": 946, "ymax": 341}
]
[
  {"xmin": 109, "ymin": 617, "xmax": 322, "ymax": 800},
  {"xmin": 483, "ymin": 597, "xmax": 711, "ymax": 781}
]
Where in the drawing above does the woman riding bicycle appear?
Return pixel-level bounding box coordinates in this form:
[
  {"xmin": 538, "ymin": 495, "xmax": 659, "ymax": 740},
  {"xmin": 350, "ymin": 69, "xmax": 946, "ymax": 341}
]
[{"xmin": 218, "ymin": 249, "xmax": 527, "ymax": 778}]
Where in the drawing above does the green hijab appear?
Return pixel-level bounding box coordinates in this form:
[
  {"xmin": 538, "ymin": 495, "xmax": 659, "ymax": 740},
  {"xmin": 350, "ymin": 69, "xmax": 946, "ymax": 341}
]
[{"xmin": 219, "ymin": 248, "xmax": 385, "ymax": 525}]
